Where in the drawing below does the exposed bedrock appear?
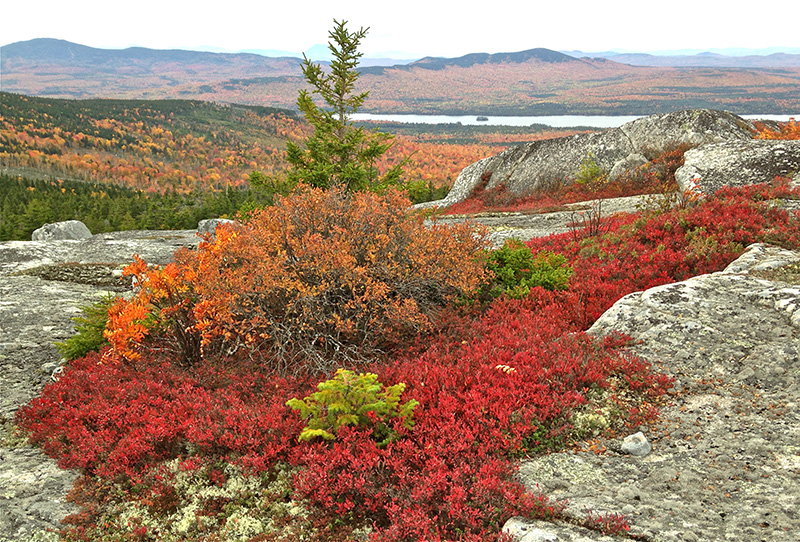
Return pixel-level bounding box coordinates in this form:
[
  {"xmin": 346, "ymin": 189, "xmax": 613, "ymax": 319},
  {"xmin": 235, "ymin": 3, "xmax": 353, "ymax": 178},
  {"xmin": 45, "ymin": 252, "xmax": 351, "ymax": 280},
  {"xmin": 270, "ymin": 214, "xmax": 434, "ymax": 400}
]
[{"xmin": 426, "ymin": 109, "xmax": 756, "ymax": 208}]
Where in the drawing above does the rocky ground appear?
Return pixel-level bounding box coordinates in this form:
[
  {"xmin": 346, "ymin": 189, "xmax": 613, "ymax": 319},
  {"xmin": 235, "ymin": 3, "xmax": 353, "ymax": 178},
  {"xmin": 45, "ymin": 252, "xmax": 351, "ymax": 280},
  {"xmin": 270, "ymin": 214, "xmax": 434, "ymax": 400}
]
[
  {"xmin": 0, "ymin": 230, "xmax": 198, "ymax": 542},
  {"xmin": 2, "ymin": 206, "xmax": 800, "ymax": 541},
  {"xmin": 506, "ymin": 243, "xmax": 800, "ymax": 541},
  {"xmin": 428, "ymin": 194, "xmax": 658, "ymax": 247}
]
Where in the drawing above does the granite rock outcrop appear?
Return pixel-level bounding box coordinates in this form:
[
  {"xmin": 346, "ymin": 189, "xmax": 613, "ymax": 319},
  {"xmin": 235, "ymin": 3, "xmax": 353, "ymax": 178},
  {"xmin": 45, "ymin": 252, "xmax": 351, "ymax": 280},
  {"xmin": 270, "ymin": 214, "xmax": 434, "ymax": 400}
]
[
  {"xmin": 675, "ymin": 139, "xmax": 800, "ymax": 195},
  {"xmin": 423, "ymin": 109, "xmax": 756, "ymax": 208},
  {"xmin": 505, "ymin": 243, "xmax": 800, "ymax": 541}
]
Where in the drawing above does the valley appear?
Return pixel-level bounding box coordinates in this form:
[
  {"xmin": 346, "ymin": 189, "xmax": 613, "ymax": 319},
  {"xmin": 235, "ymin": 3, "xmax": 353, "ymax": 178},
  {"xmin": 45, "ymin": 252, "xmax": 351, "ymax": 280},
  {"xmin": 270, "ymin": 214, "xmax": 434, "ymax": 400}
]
[{"xmin": 0, "ymin": 92, "xmax": 586, "ymax": 240}]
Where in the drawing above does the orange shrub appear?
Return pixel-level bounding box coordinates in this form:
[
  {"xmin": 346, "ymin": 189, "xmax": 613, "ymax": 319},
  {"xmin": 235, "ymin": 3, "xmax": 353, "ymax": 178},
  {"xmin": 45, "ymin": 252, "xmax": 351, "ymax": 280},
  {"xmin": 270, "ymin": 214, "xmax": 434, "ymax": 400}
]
[
  {"xmin": 755, "ymin": 118, "xmax": 800, "ymax": 140},
  {"xmin": 106, "ymin": 185, "xmax": 489, "ymax": 374}
]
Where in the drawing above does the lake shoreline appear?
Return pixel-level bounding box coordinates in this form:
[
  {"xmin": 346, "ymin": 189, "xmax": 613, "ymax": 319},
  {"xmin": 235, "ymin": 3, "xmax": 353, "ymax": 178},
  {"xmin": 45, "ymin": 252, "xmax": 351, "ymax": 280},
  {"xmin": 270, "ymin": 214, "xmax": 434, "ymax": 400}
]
[{"xmin": 353, "ymin": 112, "xmax": 798, "ymax": 129}]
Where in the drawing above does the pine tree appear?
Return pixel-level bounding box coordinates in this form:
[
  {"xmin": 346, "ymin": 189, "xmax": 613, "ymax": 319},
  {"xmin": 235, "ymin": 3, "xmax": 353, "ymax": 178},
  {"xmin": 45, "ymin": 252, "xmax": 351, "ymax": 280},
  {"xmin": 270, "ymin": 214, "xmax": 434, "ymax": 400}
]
[{"xmin": 285, "ymin": 19, "xmax": 403, "ymax": 192}]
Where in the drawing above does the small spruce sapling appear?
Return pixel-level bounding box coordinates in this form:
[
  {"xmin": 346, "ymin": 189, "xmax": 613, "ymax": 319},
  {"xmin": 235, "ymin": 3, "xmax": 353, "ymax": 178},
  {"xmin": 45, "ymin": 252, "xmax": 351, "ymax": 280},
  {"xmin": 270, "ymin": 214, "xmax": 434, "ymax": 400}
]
[
  {"xmin": 285, "ymin": 19, "xmax": 403, "ymax": 192},
  {"xmin": 287, "ymin": 369, "xmax": 419, "ymax": 447}
]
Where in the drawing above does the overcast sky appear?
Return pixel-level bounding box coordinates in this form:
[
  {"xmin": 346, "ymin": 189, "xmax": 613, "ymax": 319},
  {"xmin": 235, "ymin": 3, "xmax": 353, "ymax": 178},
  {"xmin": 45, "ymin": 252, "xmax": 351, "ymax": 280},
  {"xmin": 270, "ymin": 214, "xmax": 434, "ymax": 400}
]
[{"xmin": 4, "ymin": 0, "xmax": 799, "ymax": 58}]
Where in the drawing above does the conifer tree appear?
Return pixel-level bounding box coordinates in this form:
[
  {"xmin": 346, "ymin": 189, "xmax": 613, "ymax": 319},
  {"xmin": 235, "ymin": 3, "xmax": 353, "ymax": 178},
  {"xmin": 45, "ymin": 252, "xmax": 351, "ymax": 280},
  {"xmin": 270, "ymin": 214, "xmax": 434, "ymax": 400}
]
[{"xmin": 285, "ymin": 19, "xmax": 403, "ymax": 192}]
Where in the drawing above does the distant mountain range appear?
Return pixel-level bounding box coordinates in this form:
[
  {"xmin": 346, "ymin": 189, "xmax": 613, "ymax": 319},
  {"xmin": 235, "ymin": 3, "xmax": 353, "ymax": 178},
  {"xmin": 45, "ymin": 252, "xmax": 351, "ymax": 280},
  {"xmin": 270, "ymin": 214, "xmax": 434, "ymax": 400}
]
[
  {"xmin": 2, "ymin": 38, "xmax": 799, "ymax": 115},
  {"xmin": 570, "ymin": 50, "xmax": 800, "ymax": 68},
  {"xmin": 1, "ymin": 38, "xmax": 303, "ymax": 76},
  {"xmin": 361, "ymin": 48, "xmax": 578, "ymax": 75}
]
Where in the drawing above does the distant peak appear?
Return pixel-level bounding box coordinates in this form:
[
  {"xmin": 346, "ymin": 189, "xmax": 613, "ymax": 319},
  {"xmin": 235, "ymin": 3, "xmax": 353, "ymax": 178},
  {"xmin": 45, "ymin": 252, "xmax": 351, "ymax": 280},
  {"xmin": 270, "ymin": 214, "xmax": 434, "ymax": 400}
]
[{"xmin": 404, "ymin": 48, "xmax": 579, "ymax": 71}]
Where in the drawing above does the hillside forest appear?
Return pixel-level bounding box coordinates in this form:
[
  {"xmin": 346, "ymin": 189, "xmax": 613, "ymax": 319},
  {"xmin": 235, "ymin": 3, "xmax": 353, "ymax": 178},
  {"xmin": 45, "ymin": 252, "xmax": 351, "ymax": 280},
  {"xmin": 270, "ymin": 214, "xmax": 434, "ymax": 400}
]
[{"xmin": 0, "ymin": 92, "xmax": 585, "ymax": 240}]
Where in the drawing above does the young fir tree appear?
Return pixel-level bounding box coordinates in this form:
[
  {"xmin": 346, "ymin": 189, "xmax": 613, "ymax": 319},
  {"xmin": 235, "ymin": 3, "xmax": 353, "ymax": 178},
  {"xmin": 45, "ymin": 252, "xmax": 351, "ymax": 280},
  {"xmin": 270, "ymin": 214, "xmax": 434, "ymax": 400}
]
[{"xmin": 285, "ymin": 20, "xmax": 403, "ymax": 192}]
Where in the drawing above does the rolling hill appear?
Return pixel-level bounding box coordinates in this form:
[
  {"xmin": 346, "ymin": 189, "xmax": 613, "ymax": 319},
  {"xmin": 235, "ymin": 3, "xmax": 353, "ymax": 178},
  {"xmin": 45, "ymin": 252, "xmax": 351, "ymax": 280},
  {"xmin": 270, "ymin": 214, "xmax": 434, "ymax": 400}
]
[{"xmin": 2, "ymin": 39, "xmax": 800, "ymax": 115}]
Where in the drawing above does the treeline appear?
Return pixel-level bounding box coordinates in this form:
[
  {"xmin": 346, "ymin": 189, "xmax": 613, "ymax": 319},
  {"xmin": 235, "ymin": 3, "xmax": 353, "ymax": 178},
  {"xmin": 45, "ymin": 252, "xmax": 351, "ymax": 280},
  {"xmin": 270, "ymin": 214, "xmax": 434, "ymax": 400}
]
[
  {"xmin": 0, "ymin": 172, "xmax": 454, "ymax": 241},
  {"xmin": 1, "ymin": 94, "xmax": 594, "ymax": 235},
  {"xmin": 356, "ymin": 120, "xmax": 594, "ymax": 146},
  {"xmin": 0, "ymin": 173, "xmax": 262, "ymax": 240}
]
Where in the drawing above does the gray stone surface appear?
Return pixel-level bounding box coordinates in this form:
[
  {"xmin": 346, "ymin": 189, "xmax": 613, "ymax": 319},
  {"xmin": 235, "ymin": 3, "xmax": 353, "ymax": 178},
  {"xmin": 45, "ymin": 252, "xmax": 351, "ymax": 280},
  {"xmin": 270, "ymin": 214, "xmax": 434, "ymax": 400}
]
[
  {"xmin": 428, "ymin": 193, "xmax": 662, "ymax": 247},
  {"xmin": 0, "ymin": 230, "xmax": 197, "ymax": 542},
  {"xmin": 31, "ymin": 220, "xmax": 92, "ymax": 241},
  {"xmin": 676, "ymin": 139, "xmax": 800, "ymax": 195},
  {"xmin": 197, "ymin": 218, "xmax": 235, "ymax": 236},
  {"xmin": 427, "ymin": 109, "xmax": 755, "ymax": 208},
  {"xmin": 511, "ymin": 243, "xmax": 800, "ymax": 542},
  {"xmin": 504, "ymin": 516, "xmax": 617, "ymax": 542}
]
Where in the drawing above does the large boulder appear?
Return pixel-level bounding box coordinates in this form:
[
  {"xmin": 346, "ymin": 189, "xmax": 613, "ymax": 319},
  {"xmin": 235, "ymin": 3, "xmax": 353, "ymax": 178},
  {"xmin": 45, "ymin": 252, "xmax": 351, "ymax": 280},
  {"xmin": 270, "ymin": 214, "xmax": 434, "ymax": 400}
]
[
  {"xmin": 31, "ymin": 220, "xmax": 92, "ymax": 241},
  {"xmin": 197, "ymin": 218, "xmax": 235, "ymax": 236},
  {"xmin": 431, "ymin": 109, "xmax": 756, "ymax": 208},
  {"xmin": 675, "ymin": 139, "xmax": 800, "ymax": 195},
  {"xmin": 510, "ymin": 243, "xmax": 800, "ymax": 541}
]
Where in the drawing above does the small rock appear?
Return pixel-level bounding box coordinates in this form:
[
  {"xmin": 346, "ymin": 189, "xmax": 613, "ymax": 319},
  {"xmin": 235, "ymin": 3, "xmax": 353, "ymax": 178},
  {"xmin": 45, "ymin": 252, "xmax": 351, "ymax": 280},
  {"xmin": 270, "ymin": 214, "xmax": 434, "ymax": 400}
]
[
  {"xmin": 503, "ymin": 516, "xmax": 617, "ymax": 541},
  {"xmin": 40, "ymin": 361, "xmax": 62, "ymax": 376},
  {"xmin": 621, "ymin": 431, "xmax": 652, "ymax": 457}
]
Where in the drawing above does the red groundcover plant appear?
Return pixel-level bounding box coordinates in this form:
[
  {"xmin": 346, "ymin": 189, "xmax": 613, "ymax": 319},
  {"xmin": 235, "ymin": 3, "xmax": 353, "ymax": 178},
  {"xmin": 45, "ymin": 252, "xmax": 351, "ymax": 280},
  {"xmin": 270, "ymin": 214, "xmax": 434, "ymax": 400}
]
[{"xmin": 16, "ymin": 178, "xmax": 800, "ymax": 541}]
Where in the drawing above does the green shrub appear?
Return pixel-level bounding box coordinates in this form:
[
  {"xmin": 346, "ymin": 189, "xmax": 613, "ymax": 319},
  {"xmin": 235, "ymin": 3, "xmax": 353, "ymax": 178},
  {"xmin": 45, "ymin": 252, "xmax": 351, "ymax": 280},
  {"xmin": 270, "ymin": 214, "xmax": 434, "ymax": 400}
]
[
  {"xmin": 286, "ymin": 369, "xmax": 419, "ymax": 448},
  {"xmin": 56, "ymin": 294, "xmax": 116, "ymax": 361},
  {"xmin": 575, "ymin": 152, "xmax": 608, "ymax": 191},
  {"xmin": 484, "ymin": 239, "xmax": 573, "ymax": 299}
]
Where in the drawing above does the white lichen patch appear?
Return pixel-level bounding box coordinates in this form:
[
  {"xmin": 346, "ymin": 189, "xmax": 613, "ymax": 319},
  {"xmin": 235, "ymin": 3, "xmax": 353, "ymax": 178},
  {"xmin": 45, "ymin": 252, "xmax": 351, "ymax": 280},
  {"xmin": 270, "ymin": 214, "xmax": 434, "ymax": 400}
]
[{"xmin": 95, "ymin": 460, "xmax": 314, "ymax": 542}]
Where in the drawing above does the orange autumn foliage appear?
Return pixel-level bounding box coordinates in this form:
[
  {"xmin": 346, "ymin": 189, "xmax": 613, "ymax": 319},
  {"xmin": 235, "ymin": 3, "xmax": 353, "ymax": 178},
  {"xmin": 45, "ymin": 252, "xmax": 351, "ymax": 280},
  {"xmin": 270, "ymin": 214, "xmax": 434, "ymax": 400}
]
[
  {"xmin": 755, "ymin": 118, "xmax": 800, "ymax": 140},
  {"xmin": 105, "ymin": 185, "xmax": 489, "ymax": 374}
]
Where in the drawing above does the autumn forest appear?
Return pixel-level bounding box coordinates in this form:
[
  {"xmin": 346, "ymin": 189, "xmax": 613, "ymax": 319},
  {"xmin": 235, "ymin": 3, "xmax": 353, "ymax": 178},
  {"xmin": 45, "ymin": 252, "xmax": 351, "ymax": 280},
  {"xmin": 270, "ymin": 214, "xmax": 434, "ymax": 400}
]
[{"xmin": 0, "ymin": 92, "xmax": 584, "ymax": 239}]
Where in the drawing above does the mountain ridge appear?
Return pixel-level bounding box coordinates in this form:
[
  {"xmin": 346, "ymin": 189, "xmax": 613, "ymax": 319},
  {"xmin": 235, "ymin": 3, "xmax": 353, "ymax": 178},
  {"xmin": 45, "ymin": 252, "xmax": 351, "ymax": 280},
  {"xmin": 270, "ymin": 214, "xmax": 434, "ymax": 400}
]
[
  {"xmin": 584, "ymin": 50, "xmax": 800, "ymax": 68},
  {"xmin": 1, "ymin": 38, "xmax": 304, "ymax": 76},
  {"xmin": 3, "ymin": 39, "xmax": 799, "ymax": 116}
]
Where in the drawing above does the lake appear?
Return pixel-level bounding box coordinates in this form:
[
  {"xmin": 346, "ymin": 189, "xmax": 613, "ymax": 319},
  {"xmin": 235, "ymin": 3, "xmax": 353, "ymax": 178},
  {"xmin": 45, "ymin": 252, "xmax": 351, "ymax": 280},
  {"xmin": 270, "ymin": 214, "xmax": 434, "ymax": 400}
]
[{"xmin": 352, "ymin": 113, "xmax": 798, "ymax": 128}]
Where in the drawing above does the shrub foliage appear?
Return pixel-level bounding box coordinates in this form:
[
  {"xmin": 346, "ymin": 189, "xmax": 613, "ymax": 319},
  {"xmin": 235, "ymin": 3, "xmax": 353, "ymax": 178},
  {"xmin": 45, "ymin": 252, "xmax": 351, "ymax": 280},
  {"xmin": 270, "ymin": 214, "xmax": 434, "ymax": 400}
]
[
  {"xmin": 16, "ymin": 175, "xmax": 800, "ymax": 542},
  {"xmin": 104, "ymin": 185, "xmax": 488, "ymax": 374},
  {"xmin": 483, "ymin": 240, "xmax": 573, "ymax": 299}
]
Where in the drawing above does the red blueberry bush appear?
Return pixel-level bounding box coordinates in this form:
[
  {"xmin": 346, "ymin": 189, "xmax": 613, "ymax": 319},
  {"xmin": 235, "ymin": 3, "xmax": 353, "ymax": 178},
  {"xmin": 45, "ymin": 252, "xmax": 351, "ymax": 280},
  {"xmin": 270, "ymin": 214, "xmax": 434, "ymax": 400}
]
[{"xmin": 16, "ymin": 178, "xmax": 800, "ymax": 541}]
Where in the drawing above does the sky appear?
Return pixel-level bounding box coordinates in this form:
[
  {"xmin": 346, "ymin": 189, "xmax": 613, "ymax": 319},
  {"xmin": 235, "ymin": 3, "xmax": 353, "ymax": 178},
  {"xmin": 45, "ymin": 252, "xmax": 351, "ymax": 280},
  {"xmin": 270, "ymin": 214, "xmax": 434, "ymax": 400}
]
[{"xmin": 4, "ymin": 0, "xmax": 800, "ymax": 58}]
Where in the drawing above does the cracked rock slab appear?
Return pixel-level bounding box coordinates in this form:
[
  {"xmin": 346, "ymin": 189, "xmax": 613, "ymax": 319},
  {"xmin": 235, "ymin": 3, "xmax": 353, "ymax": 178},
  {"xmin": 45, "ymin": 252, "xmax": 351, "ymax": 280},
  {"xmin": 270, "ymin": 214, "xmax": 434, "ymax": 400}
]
[{"xmin": 676, "ymin": 140, "xmax": 800, "ymax": 195}]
